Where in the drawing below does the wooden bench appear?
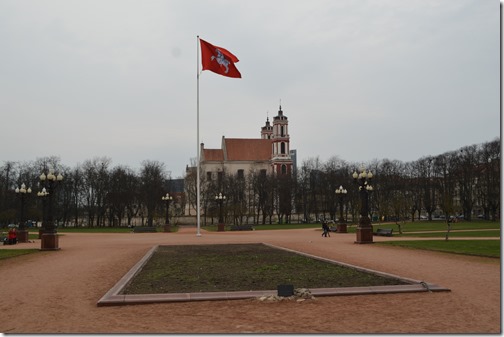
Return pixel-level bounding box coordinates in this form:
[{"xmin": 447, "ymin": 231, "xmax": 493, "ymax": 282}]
[
  {"xmin": 230, "ymin": 225, "xmax": 254, "ymax": 231},
  {"xmin": 132, "ymin": 226, "xmax": 157, "ymax": 233},
  {"xmin": 373, "ymin": 228, "xmax": 393, "ymax": 237}
]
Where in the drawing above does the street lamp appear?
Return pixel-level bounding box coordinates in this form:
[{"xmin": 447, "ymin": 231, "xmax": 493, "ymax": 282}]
[
  {"xmin": 37, "ymin": 187, "xmax": 49, "ymax": 239},
  {"xmin": 15, "ymin": 183, "xmax": 32, "ymax": 243},
  {"xmin": 162, "ymin": 193, "xmax": 173, "ymax": 232},
  {"xmin": 38, "ymin": 169, "xmax": 63, "ymax": 250},
  {"xmin": 37, "ymin": 188, "xmax": 49, "ymax": 239},
  {"xmin": 352, "ymin": 168, "xmax": 374, "ymax": 244},
  {"xmin": 335, "ymin": 185, "xmax": 347, "ymax": 233},
  {"xmin": 215, "ymin": 192, "xmax": 226, "ymax": 232}
]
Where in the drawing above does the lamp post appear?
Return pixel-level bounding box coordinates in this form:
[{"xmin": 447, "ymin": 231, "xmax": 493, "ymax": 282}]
[
  {"xmin": 353, "ymin": 168, "xmax": 374, "ymax": 244},
  {"xmin": 15, "ymin": 183, "xmax": 32, "ymax": 243},
  {"xmin": 38, "ymin": 169, "xmax": 63, "ymax": 250},
  {"xmin": 162, "ymin": 193, "xmax": 173, "ymax": 232},
  {"xmin": 37, "ymin": 187, "xmax": 49, "ymax": 239},
  {"xmin": 335, "ymin": 185, "xmax": 347, "ymax": 233},
  {"xmin": 215, "ymin": 193, "xmax": 226, "ymax": 232}
]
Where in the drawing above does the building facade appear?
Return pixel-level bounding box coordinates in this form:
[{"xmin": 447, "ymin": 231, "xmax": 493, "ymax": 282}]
[{"xmin": 200, "ymin": 105, "xmax": 295, "ymax": 178}]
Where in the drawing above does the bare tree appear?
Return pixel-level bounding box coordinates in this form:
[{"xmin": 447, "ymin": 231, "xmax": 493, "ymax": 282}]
[
  {"xmin": 225, "ymin": 172, "xmax": 247, "ymax": 225},
  {"xmin": 372, "ymin": 159, "xmax": 404, "ymax": 222},
  {"xmin": 183, "ymin": 159, "xmax": 198, "ymax": 216},
  {"xmin": 0, "ymin": 161, "xmax": 19, "ymax": 225},
  {"xmin": 82, "ymin": 157, "xmax": 111, "ymax": 227},
  {"xmin": 303, "ymin": 157, "xmax": 323, "ymax": 221},
  {"xmin": 107, "ymin": 166, "xmax": 138, "ymax": 227},
  {"xmin": 277, "ymin": 173, "xmax": 293, "ymax": 224},
  {"xmin": 139, "ymin": 160, "xmax": 166, "ymax": 226},
  {"xmin": 433, "ymin": 152, "xmax": 457, "ymax": 240},
  {"xmin": 66, "ymin": 166, "xmax": 84, "ymax": 227},
  {"xmin": 415, "ymin": 156, "xmax": 436, "ymax": 220},
  {"xmin": 477, "ymin": 139, "xmax": 500, "ymax": 221},
  {"xmin": 404, "ymin": 161, "xmax": 422, "ymax": 221},
  {"xmin": 57, "ymin": 164, "xmax": 74, "ymax": 227},
  {"xmin": 454, "ymin": 145, "xmax": 479, "ymax": 220}
]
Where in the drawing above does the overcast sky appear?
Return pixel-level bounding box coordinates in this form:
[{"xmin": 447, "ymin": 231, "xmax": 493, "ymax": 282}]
[{"xmin": 1, "ymin": 0, "xmax": 500, "ymax": 177}]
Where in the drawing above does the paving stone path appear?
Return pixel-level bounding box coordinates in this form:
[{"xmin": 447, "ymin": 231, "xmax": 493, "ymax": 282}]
[{"xmin": 0, "ymin": 227, "xmax": 500, "ymax": 333}]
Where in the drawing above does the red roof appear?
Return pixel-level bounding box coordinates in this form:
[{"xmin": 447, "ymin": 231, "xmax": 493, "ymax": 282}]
[
  {"xmin": 225, "ymin": 138, "xmax": 272, "ymax": 161},
  {"xmin": 203, "ymin": 149, "xmax": 224, "ymax": 161},
  {"xmin": 202, "ymin": 138, "xmax": 272, "ymax": 162}
]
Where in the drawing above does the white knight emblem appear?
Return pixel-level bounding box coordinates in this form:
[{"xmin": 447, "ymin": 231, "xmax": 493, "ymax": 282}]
[{"xmin": 210, "ymin": 49, "xmax": 230, "ymax": 73}]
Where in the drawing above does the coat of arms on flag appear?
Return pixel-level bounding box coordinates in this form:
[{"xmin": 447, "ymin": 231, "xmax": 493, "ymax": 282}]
[{"xmin": 199, "ymin": 38, "xmax": 241, "ymax": 78}]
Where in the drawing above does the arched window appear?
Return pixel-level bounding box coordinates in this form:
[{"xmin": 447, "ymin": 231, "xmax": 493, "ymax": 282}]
[
  {"xmin": 281, "ymin": 142, "xmax": 286, "ymax": 154},
  {"xmin": 281, "ymin": 165, "xmax": 287, "ymax": 174}
]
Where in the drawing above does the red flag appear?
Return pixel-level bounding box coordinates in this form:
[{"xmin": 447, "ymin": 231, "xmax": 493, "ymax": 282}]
[{"xmin": 200, "ymin": 38, "xmax": 241, "ymax": 78}]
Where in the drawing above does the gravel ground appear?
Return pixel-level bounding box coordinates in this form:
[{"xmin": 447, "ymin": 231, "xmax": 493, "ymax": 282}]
[{"xmin": 0, "ymin": 227, "xmax": 500, "ymax": 334}]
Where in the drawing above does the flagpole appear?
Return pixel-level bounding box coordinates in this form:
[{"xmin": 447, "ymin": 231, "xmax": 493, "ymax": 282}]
[{"xmin": 196, "ymin": 35, "xmax": 202, "ymax": 237}]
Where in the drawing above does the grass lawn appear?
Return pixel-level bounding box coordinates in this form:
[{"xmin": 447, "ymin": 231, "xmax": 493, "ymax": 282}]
[
  {"xmin": 378, "ymin": 221, "xmax": 500, "ymax": 232},
  {"xmin": 202, "ymin": 223, "xmax": 323, "ymax": 231},
  {"xmin": 0, "ymin": 249, "xmax": 39, "ymax": 260},
  {"xmin": 45, "ymin": 227, "xmax": 133, "ymax": 233},
  {"xmin": 399, "ymin": 230, "xmax": 500, "ymax": 238},
  {"xmin": 28, "ymin": 226, "xmax": 180, "ymax": 233},
  {"xmin": 253, "ymin": 224, "xmax": 322, "ymax": 230},
  {"xmin": 121, "ymin": 243, "xmax": 409, "ymax": 295},
  {"xmin": 200, "ymin": 220, "xmax": 498, "ymax": 233},
  {"xmin": 18, "ymin": 220, "xmax": 497, "ymax": 234},
  {"xmin": 377, "ymin": 240, "xmax": 500, "ymax": 258}
]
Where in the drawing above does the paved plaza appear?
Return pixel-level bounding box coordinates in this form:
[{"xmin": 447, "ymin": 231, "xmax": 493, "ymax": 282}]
[{"xmin": 0, "ymin": 227, "xmax": 500, "ymax": 333}]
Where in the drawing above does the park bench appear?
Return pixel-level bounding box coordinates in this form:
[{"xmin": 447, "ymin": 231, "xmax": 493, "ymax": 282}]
[
  {"xmin": 230, "ymin": 225, "xmax": 254, "ymax": 231},
  {"xmin": 132, "ymin": 226, "xmax": 157, "ymax": 233},
  {"xmin": 373, "ymin": 228, "xmax": 393, "ymax": 237},
  {"xmin": 328, "ymin": 226, "xmax": 337, "ymax": 232}
]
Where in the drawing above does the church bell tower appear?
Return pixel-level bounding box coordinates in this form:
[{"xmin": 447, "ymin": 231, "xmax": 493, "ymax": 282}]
[
  {"xmin": 261, "ymin": 115, "xmax": 273, "ymax": 139},
  {"xmin": 271, "ymin": 105, "xmax": 293, "ymax": 175}
]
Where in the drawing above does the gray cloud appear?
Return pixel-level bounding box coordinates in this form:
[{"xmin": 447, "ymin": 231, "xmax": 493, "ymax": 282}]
[{"xmin": 0, "ymin": 0, "xmax": 499, "ymax": 176}]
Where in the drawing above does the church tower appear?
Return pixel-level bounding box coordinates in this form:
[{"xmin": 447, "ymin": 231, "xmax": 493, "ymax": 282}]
[
  {"xmin": 261, "ymin": 115, "xmax": 273, "ymax": 139},
  {"xmin": 271, "ymin": 105, "xmax": 293, "ymax": 175}
]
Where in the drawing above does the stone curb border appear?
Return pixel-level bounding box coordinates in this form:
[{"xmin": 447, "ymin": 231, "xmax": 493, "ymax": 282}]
[{"xmin": 97, "ymin": 244, "xmax": 450, "ymax": 307}]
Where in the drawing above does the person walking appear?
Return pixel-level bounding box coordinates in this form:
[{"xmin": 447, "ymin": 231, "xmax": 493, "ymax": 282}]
[{"xmin": 321, "ymin": 221, "xmax": 330, "ymax": 237}]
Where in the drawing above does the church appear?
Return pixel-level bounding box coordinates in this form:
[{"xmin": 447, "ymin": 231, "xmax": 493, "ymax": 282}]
[{"xmin": 200, "ymin": 105, "xmax": 295, "ymax": 180}]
